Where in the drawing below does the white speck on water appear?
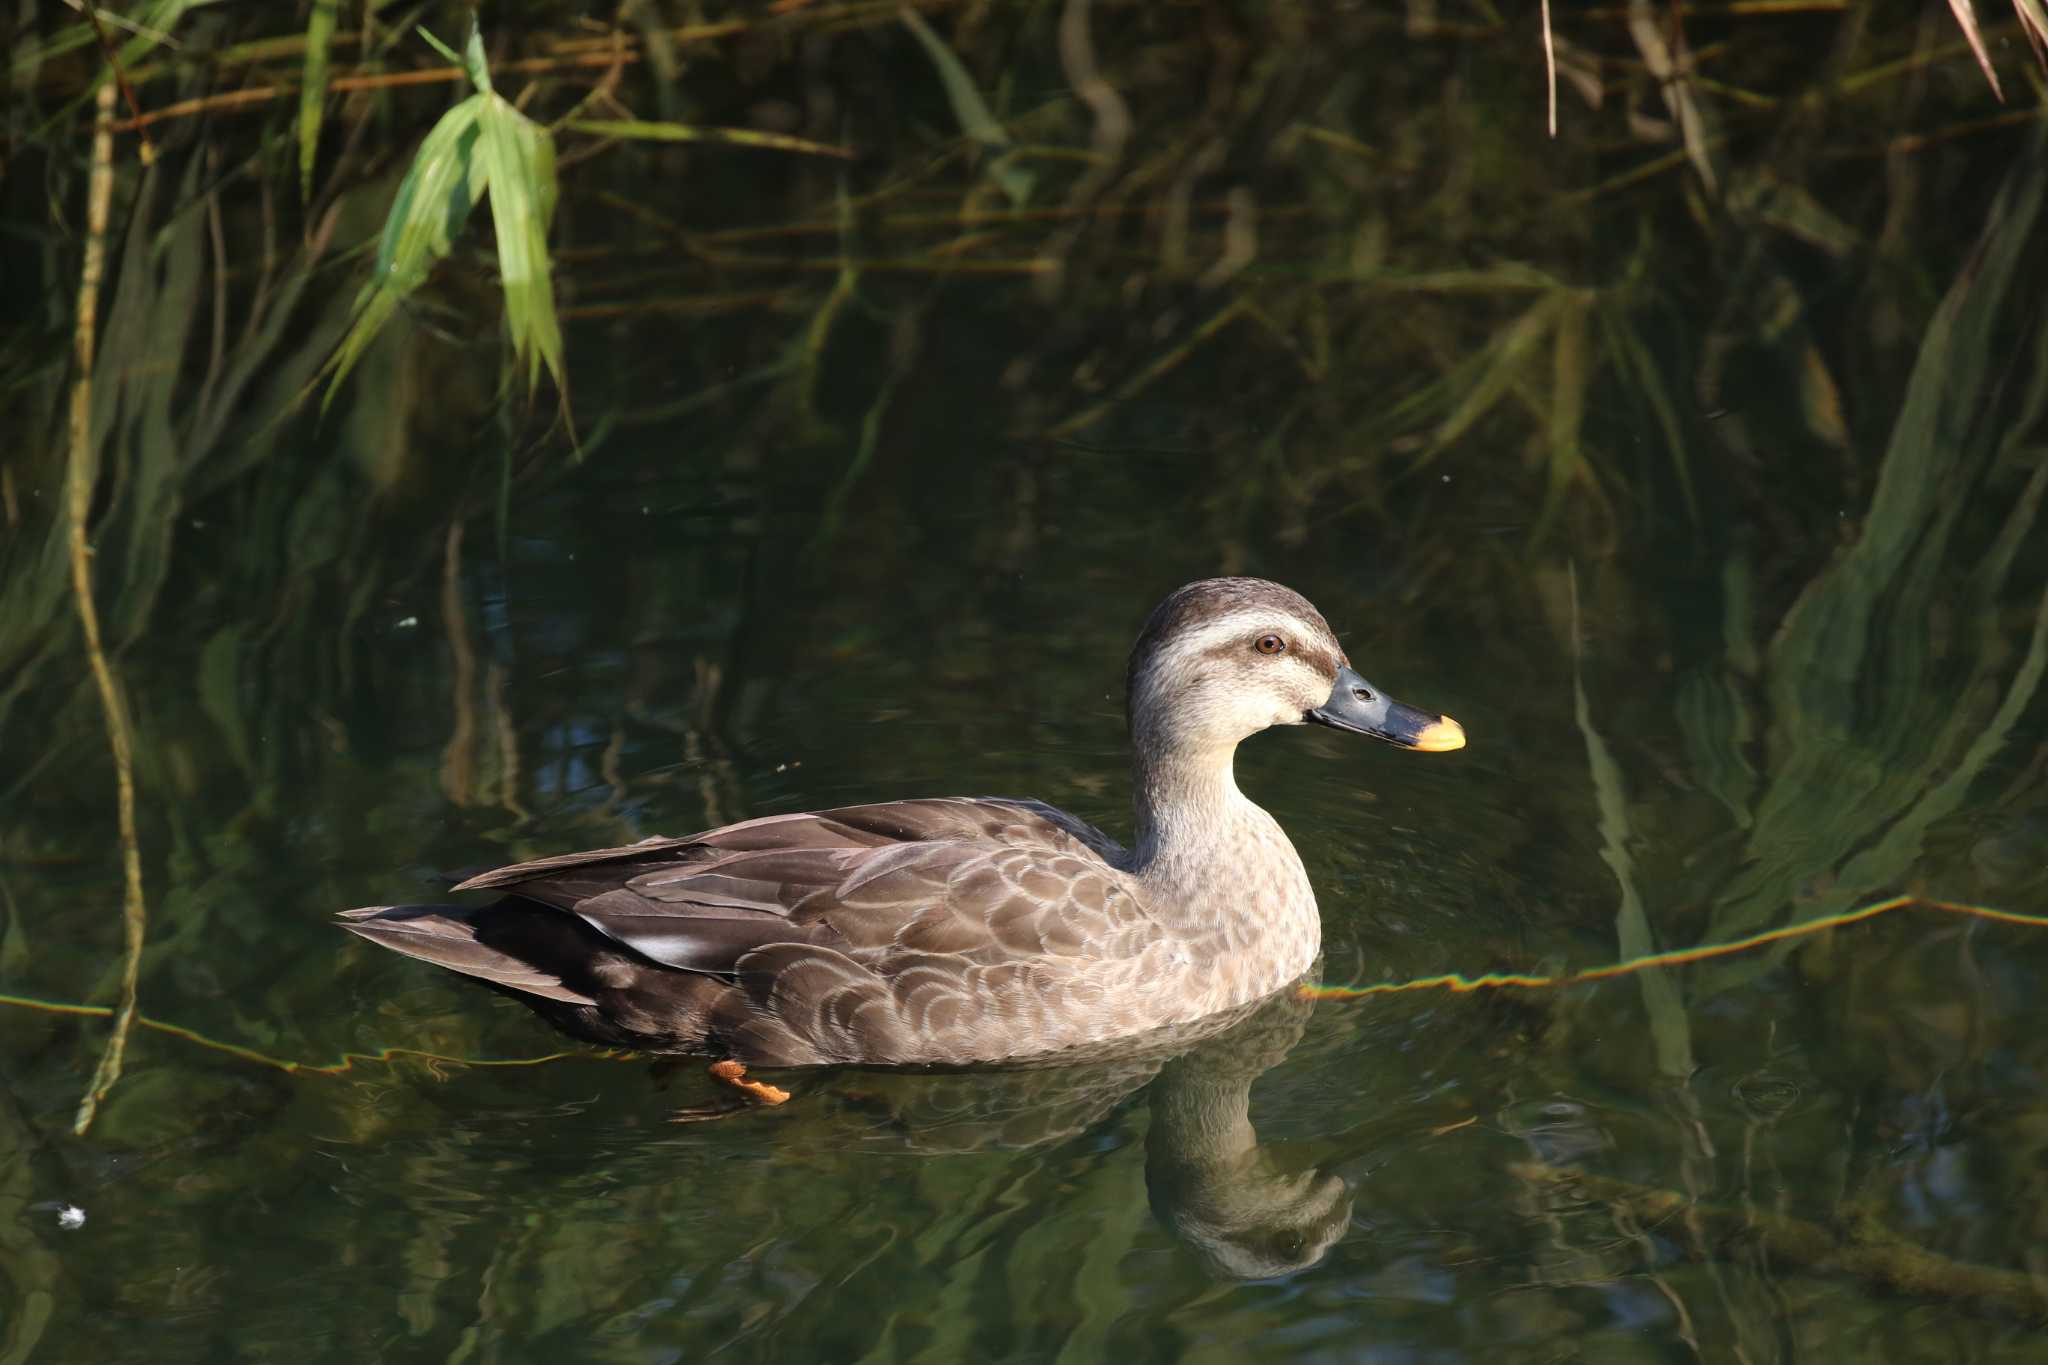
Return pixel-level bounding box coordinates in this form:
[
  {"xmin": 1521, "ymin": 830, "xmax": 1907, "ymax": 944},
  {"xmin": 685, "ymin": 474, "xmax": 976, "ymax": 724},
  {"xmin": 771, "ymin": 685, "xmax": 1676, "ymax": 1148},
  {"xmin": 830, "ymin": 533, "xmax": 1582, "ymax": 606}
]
[
  {"xmin": 394, "ymin": 615, "xmax": 419, "ymax": 630},
  {"xmin": 56, "ymin": 1205, "xmax": 85, "ymax": 1230}
]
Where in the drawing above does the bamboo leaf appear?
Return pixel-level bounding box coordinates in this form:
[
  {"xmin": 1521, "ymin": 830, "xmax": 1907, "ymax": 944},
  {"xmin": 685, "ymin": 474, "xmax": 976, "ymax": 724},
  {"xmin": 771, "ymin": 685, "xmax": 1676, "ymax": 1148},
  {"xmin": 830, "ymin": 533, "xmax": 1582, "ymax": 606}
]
[
  {"xmin": 460, "ymin": 19, "xmax": 493, "ymax": 94},
  {"xmin": 323, "ymin": 95, "xmax": 485, "ymax": 405},
  {"xmin": 416, "ymin": 23, "xmax": 463, "ymax": 70},
  {"xmin": 298, "ymin": 0, "xmax": 339, "ymax": 201},
  {"xmin": 322, "ymin": 21, "xmax": 565, "ymax": 406},
  {"xmin": 1944, "ymin": 0, "xmax": 2004, "ymax": 99},
  {"xmin": 2012, "ymin": 0, "xmax": 2048, "ymax": 66},
  {"xmin": 476, "ymin": 93, "xmax": 564, "ymax": 395}
]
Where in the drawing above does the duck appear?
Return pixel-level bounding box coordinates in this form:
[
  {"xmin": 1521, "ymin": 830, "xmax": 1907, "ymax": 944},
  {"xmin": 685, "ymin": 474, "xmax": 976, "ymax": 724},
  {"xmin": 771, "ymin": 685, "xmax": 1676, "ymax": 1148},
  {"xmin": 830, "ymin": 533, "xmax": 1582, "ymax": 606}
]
[{"xmin": 338, "ymin": 577, "xmax": 1464, "ymax": 1099}]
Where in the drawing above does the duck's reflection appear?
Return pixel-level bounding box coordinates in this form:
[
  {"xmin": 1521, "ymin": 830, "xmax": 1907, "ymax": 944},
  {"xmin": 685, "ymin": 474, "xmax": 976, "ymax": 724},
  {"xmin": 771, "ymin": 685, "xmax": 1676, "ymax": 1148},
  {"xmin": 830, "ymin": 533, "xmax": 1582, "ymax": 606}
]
[
  {"xmin": 810, "ymin": 978, "xmax": 1350, "ymax": 1280},
  {"xmin": 1142, "ymin": 997, "xmax": 1353, "ymax": 1278}
]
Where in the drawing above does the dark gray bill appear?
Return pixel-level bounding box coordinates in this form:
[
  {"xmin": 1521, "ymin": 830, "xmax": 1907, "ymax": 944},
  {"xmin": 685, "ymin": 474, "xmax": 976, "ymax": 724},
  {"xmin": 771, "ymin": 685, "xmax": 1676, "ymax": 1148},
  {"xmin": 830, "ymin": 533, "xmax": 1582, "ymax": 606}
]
[{"xmin": 1307, "ymin": 665, "xmax": 1465, "ymax": 752}]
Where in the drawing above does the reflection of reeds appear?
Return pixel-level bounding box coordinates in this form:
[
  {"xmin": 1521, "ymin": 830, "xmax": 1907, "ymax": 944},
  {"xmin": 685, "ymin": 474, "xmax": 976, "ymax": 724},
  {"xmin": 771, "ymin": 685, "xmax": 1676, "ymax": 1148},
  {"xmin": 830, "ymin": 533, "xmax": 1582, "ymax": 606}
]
[
  {"xmin": 1571, "ymin": 566, "xmax": 1694, "ymax": 1082},
  {"xmin": 1687, "ymin": 129, "xmax": 2048, "ymax": 995},
  {"xmin": 437, "ymin": 521, "xmax": 478, "ymax": 809},
  {"xmin": 0, "ymin": 1090, "xmax": 59, "ymax": 1360},
  {"xmin": 1515, "ymin": 1162, "xmax": 2048, "ymax": 1321}
]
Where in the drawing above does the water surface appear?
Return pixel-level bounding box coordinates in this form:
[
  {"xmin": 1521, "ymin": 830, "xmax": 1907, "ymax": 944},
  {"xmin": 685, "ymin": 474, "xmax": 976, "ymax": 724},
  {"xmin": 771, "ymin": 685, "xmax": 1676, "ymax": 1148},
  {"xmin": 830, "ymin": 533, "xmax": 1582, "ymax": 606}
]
[{"xmin": 4, "ymin": 7, "xmax": 2047, "ymax": 1362}]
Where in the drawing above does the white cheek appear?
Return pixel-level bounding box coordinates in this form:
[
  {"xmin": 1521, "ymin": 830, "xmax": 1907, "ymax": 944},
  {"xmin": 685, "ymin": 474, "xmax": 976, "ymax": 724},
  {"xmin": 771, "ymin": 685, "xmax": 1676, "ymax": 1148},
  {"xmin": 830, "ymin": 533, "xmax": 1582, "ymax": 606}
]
[
  {"xmin": 1223, "ymin": 691, "xmax": 1300, "ymax": 733},
  {"xmin": 1283, "ymin": 663, "xmax": 1329, "ymax": 722}
]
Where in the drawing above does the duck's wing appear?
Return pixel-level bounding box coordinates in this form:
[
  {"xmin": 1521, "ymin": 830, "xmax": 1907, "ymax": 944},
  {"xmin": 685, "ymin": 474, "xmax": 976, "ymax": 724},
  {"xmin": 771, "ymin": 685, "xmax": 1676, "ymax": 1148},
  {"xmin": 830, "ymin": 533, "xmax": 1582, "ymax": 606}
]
[{"xmin": 452, "ymin": 798, "xmax": 1149, "ymax": 979}]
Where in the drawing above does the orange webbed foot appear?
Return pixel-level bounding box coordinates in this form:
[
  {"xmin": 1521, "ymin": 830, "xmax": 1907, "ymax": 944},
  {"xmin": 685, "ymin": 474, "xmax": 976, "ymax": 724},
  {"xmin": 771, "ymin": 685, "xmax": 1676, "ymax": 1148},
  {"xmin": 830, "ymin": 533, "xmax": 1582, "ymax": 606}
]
[
  {"xmin": 708, "ymin": 1059, "xmax": 791, "ymax": 1105},
  {"xmin": 665, "ymin": 1060, "xmax": 793, "ymax": 1122}
]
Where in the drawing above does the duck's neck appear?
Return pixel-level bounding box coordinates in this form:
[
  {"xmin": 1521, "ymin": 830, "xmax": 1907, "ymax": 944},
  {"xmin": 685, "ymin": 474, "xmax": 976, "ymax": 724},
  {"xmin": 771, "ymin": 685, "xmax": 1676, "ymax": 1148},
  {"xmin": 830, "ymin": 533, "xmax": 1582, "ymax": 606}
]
[
  {"xmin": 1133, "ymin": 741, "xmax": 1248, "ymax": 860},
  {"xmin": 1129, "ymin": 739, "xmax": 1292, "ymax": 909},
  {"xmin": 1124, "ymin": 728, "xmax": 1321, "ymax": 988}
]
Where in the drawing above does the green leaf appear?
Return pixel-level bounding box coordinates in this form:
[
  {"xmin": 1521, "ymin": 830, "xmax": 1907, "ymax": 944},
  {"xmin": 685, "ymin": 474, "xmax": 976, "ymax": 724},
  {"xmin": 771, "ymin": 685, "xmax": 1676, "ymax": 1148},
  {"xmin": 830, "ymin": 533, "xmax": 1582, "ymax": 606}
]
[
  {"xmin": 899, "ymin": 7, "xmax": 1034, "ymax": 207},
  {"xmin": 322, "ymin": 94, "xmax": 486, "ymax": 405},
  {"xmin": 322, "ymin": 21, "xmax": 566, "ymax": 407},
  {"xmin": 298, "ymin": 0, "xmax": 339, "ymax": 201},
  {"xmin": 416, "ymin": 23, "xmax": 463, "ymax": 70},
  {"xmin": 461, "ymin": 19, "xmax": 493, "ymax": 95},
  {"xmin": 476, "ymin": 94, "xmax": 564, "ymax": 394}
]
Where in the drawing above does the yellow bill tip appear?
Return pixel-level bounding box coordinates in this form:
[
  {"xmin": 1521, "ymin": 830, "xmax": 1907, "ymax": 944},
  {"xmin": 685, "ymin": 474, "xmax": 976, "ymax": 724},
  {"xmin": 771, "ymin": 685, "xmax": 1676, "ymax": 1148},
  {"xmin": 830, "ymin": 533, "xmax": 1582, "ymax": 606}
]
[{"xmin": 1412, "ymin": 715, "xmax": 1466, "ymax": 752}]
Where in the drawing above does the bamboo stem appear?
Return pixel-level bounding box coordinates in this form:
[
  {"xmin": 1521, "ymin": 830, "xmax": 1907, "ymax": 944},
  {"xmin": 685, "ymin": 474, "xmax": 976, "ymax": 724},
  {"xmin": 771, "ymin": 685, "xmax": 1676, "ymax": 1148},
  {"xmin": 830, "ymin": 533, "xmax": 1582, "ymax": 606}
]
[
  {"xmin": 69, "ymin": 80, "xmax": 148, "ymax": 1139},
  {"xmin": 109, "ymin": 51, "xmax": 645, "ymax": 133},
  {"xmin": 77, "ymin": 0, "xmax": 158, "ymax": 163}
]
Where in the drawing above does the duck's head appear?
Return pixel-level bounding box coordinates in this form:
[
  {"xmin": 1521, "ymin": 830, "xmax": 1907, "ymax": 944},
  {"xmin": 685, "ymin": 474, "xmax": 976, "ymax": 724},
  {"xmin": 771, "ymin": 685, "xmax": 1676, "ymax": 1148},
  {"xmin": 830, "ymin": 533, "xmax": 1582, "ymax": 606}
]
[{"xmin": 1126, "ymin": 577, "xmax": 1464, "ymax": 756}]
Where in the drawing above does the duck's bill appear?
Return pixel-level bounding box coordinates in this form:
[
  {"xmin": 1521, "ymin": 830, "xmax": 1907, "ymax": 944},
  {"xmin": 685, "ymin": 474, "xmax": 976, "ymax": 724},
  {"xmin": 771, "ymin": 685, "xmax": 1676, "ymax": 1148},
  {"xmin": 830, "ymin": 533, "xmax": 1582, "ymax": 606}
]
[{"xmin": 1307, "ymin": 665, "xmax": 1466, "ymax": 752}]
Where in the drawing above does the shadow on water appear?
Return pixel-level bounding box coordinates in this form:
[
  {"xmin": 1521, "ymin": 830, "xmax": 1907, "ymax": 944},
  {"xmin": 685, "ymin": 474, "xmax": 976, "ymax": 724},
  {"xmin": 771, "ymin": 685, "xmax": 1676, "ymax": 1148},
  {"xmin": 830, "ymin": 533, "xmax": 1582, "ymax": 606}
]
[{"xmin": 4, "ymin": 2, "xmax": 2048, "ymax": 1361}]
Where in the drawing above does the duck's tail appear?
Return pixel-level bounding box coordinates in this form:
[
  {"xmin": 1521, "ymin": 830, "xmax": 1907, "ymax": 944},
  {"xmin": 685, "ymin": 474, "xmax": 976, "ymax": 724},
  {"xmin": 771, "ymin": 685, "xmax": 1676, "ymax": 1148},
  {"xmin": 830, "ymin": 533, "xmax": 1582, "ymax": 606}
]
[{"xmin": 337, "ymin": 904, "xmax": 598, "ymax": 1005}]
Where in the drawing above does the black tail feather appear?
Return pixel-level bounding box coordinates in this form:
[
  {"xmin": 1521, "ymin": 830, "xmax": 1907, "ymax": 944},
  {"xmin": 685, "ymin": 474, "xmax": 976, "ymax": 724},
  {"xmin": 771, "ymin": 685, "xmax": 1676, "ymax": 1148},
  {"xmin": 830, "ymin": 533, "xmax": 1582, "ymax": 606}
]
[{"xmin": 337, "ymin": 903, "xmax": 599, "ymax": 1006}]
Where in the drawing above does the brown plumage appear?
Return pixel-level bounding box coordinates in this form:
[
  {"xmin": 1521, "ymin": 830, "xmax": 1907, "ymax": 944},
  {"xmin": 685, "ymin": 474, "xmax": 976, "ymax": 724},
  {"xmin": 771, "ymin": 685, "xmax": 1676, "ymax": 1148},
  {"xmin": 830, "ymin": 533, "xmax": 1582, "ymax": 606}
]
[{"xmin": 338, "ymin": 578, "xmax": 1465, "ymax": 1067}]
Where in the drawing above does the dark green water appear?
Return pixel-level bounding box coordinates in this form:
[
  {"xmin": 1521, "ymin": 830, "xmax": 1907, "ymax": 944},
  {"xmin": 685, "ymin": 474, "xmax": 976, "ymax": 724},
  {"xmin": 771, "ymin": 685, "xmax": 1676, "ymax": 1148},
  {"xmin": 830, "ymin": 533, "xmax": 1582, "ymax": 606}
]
[{"xmin": 6, "ymin": 7, "xmax": 2048, "ymax": 1362}]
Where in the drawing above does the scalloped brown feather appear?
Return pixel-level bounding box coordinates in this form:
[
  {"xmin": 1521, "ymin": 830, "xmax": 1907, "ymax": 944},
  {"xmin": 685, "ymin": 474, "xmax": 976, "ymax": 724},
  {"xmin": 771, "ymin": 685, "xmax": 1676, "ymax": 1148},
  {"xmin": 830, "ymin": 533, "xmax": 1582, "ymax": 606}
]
[{"xmin": 342, "ymin": 797, "xmax": 1202, "ymax": 1065}]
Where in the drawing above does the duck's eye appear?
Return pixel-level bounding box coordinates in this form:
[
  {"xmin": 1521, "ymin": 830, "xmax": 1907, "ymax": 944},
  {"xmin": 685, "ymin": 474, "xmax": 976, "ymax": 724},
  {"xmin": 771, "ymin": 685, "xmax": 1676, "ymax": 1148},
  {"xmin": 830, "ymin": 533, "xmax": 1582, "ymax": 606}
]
[{"xmin": 1255, "ymin": 634, "xmax": 1286, "ymax": 655}]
